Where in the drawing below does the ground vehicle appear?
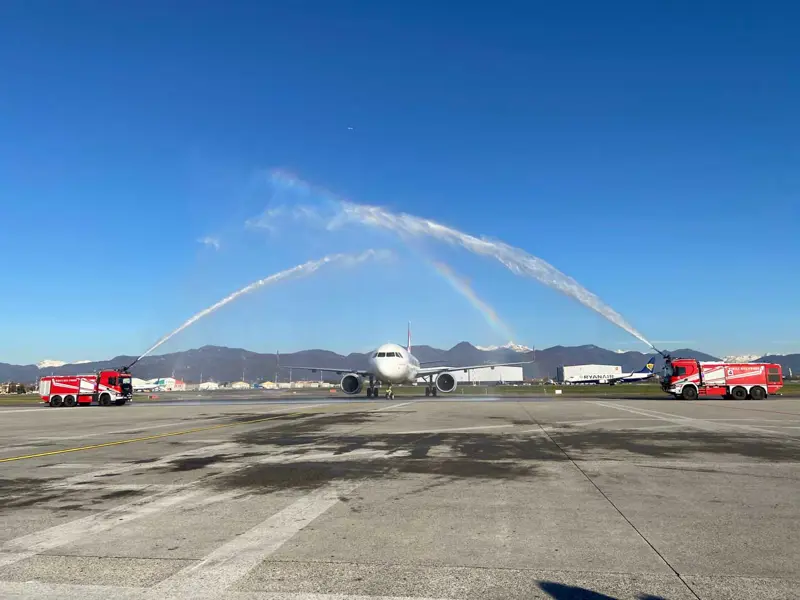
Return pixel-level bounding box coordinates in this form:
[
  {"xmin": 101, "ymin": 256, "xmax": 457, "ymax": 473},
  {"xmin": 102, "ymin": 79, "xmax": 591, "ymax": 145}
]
[
  {"xmin": 662, "ymin": 357, "xmax": 783, "ymax": 400},
  {"xmin": 39, "ymin": 370, "xmax": 133, "ymax": 407}
]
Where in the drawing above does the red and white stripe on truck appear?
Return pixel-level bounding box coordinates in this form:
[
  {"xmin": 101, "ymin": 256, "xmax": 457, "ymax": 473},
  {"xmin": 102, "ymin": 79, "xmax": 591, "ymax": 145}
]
[
  {"xmin": 39, "ymin": 370, "xmax": 133, "ymax": 407},
  {"xmin": 663, "ymin": 358, "xmax": 783, "ymax": 400}
]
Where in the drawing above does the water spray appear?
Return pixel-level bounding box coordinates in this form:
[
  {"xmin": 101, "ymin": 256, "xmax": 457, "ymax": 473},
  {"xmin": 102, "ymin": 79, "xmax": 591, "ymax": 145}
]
[
  {"xmin": 123, "ymin": 249, "xmax": 388, "ymax": 371},
  {"xmin": 253, "ymin": 170, "xmax": 654, "ymax": 349}
]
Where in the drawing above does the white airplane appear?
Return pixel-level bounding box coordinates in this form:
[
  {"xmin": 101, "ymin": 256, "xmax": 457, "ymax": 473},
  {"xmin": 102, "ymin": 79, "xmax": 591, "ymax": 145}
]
[
  {"xmin": 131, "ymin": 378, "xmax": 160, "ymax": 393},
  {"xmin": 284, "ymin": 324, "xmax": 532, "ymax": 398},
  {"xmin": 580, "ymin": 357, "xmax": 658, "ymax": 385}
]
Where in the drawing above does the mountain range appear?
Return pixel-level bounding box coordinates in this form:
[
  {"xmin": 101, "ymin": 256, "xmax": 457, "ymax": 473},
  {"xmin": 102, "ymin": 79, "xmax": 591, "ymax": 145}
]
[{"xmin": 5, "ymin": 343, "xmax": 796, "ymax": 384}]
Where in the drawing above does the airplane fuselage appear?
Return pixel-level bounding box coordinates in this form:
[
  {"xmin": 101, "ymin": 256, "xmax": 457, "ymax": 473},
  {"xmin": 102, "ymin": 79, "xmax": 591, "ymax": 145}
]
[{"xmin": 368, "ymin": 343, "xmax": 421, "ymax": 384}]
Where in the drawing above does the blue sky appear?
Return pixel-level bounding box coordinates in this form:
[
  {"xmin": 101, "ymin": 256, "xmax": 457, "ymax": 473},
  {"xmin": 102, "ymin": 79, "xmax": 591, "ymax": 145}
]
[{"xmin": 1, "ymin": 1, "xmax": 798, "ymax": 364}]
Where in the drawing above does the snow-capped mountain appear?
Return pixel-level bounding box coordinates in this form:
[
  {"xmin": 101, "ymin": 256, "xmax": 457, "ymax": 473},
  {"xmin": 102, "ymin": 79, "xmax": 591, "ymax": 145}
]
[
  {"xmin": 475, "ymin": 341, "xmax": 533, "ymax": 353},
  {"xmin": 36, "ymin": 359, "xmax": 92, "ymax": 369},
  {"xmin": 36, "ymin": 360, "xmax": 66, "ymax": 369},
  {"xmin": 722, "ymin": 354, "xmax": 768, "ymax": 363}
]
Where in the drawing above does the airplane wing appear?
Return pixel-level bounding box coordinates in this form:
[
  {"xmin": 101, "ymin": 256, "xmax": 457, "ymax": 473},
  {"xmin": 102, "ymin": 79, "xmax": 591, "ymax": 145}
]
[
  {"xmin": 280, "ymin": 366, "xmax": 370, "ymax": 377},
  {"xmin": 416, "ymin": 361, "xmax": 532, "ymax": 378}
]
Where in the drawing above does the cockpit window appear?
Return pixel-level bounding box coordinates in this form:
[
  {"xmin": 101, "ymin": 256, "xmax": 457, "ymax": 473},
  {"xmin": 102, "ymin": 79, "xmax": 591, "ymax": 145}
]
[
  {"xmin": 377, "ymin": 352, "xmax": 386, "ymax": 357},
  {"xmin": 372, "ymin": 353, "xmax": 378, "ymax": 358}
]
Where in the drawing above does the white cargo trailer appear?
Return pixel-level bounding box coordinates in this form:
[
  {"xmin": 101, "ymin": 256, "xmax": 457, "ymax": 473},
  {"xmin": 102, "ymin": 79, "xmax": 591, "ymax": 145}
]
[
  {"xmin": 557, "ymin": 364, "xmax": 622, "ymax": 384},
  {"xmin": 452, "ymin": 366, "xmax": 524, "ymax": 384}
]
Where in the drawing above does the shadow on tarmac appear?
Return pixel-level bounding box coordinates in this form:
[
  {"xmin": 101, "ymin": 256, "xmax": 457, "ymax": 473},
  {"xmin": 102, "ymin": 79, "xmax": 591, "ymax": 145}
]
[{"xmin": 539, "ymin": 581, "xmax": 667, "ymax": 600}]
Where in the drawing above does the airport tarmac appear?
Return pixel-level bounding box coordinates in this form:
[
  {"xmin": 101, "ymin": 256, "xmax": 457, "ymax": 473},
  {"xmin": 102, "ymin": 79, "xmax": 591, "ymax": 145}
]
[{"xmin": 0, "ymin": 397, "xmax": 798, "ymax": 599}]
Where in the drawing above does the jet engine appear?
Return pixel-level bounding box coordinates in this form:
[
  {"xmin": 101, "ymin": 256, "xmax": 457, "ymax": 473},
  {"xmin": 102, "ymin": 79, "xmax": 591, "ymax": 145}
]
[
  {"xmin": 340, "ymin": 373, "xmax": 363, "ymax": 395},
  {"xmin": 435, "ymin": 372, "xmax": 457, "ymax": 393}
]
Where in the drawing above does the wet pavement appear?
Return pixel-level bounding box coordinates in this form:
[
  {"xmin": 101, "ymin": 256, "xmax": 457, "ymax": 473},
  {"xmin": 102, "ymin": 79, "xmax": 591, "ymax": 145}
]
[{"xmin": 0, "ymin": 397, "xmax": 798, "ymax": 599}]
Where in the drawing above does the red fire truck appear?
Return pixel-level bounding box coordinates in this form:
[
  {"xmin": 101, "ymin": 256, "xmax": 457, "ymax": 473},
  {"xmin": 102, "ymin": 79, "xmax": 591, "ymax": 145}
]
[
  {"xmin": 39, "ymin": 370, "xmax": 133, "ymax": 407},
  {"xmin": 662, "ymin": 357, "xmax": 783, "ymax": 400}
]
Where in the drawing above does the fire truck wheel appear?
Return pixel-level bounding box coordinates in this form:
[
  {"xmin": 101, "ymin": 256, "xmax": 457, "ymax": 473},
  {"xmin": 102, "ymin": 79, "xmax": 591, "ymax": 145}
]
[
  {"xmin": 99, "ymin": 394, "xmax": 111, "ymax": 406},
  {"xmin": 49, "ymin": 396, "xmax": 63, "ymax": 407},
  {"xmin": 749, "ymin": 386, "xmax": 766, "ymax": 400},
  {"xmin": 64, "ymin": 395, "xmax": 76, "ymax": 407},
  {"xmin": 681, "ymin": 386, "xmax": 698, "ymax": 400},
  {"xmin": 731, "ymin": 386, "xmax": 747, "ymax": 401}
]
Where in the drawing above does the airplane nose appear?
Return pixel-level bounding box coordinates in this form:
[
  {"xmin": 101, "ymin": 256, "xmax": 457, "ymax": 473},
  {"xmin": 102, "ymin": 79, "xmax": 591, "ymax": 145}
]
[
  {"xmin": 377, "ymin": 363, "xmax": 391, "ymax": 380},
  {"xmin": 377, "ymin": 361, "xmax": 400, "ymax": 381}
]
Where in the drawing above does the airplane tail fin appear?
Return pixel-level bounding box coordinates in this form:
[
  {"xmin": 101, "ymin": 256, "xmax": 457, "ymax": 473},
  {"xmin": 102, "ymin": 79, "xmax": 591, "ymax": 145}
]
[
  {"xmin": 641, "ymin": 357, "xmax": 657, "ymax": 373},
  {"xmin": 407, "ymin": 321, "xmax": 412, "ymax": 354}
]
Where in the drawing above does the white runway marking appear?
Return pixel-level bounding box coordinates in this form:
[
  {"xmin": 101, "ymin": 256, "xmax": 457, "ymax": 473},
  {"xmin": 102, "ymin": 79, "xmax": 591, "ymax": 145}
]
[
  {"xmin": 373, "ymin": 401, "xmax": 415, "ymax": 412},
  {"xmin": 257, "ymin": 449, "xmax": 411, "ymax": 464},
  {"xmin": 592, "ymin": 401, "xmax": 791, "ymax": 435},
  {"xmin": 516, "ymin": 427, "xmax": 557, "ymax": 434},
  {"xmin": 0, "ymin": 581, "xmax": 459, "ymax": 600},
  {"xmin": 618, "ymin": 424, "xmax": 685, "ymax": 432},
  {"xmin": 0, "ymin": 581, "xmax": 144, "ymax": 600},
  {"xmin": 169, "ymin": 438, "xmax": 231, "ymax": 444},
  {"xmin": 30, "ymin": 404, "xmax": 328, "ymax": 442},
  {"xmin": 0, "ymin": 490, "xmax": 202, "ymax": 568},
  {"xmin": 708, "ymin": 418, "xmax": 800, "ymax": 422},
  {"xmin": 52, "ymin": 443, "xmax": 239, "ymax": 487},
  {"xmin": 541, "ymin": 417, "xmax": 655, "ymax": 429},
  {"xmin": 34, "ymin": 421, "xmax": 193, "ymax": 440},
  {"xmin": 152, "ymin": 480, "xmax": 360, "ymax": 598},
  {"xmin": 0, "ymin": 445, "xmax": 44, "ymax": 453},
  {"xmin": 43, "ymin": 462, "xmax": 129, "ymax": 470},
  {"xmin": 392, "ymin": 424, "xmax": 512, "ymax": 435}
]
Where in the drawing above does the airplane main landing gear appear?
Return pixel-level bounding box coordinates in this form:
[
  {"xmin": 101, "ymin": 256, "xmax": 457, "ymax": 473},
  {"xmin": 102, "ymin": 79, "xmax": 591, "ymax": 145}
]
[
  {"xmin": 366, "ymin": 377, "xmax": 380, "ymax": 398},
  {"xmin": 424, "ymin": 376, "xmax": 437, "ymax": 398}
]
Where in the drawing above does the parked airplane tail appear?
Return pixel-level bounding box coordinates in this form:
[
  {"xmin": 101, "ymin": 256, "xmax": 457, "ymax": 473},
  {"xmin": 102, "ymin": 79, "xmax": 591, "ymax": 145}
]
[
  {"xmin": 640, "ymin": 357, "xmax": 657, "ymax": 373},
  {"xmin": 407, "ymin": 321, "xmax": 412, "ymax": 353}
]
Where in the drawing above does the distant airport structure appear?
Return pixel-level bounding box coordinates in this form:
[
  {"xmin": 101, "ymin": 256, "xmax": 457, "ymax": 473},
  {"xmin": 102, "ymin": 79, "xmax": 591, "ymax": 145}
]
[
  {"xmin": 132, "ymin": 377, "xmax": 186, "ymax": 392},
  {"xmin": 452, "ymin": 366, "xmax": 524, "ymax": 384}
]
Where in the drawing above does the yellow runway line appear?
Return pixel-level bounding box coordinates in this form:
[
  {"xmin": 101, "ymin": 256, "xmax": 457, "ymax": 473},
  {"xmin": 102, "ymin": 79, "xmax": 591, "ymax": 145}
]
[{"xmin": 0, "ymin": 410, "xmax": 317, "ymax": 463}]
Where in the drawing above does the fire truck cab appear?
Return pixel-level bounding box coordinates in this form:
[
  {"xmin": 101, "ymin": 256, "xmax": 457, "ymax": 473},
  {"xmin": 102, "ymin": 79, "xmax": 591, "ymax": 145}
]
[
  {"xmin": 39, "ymin": 370, "xmax": 133, "ymax": 407},
  {"xmin": 662, "ymin": 357, "xmax": 783, "ymax": 400}
]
